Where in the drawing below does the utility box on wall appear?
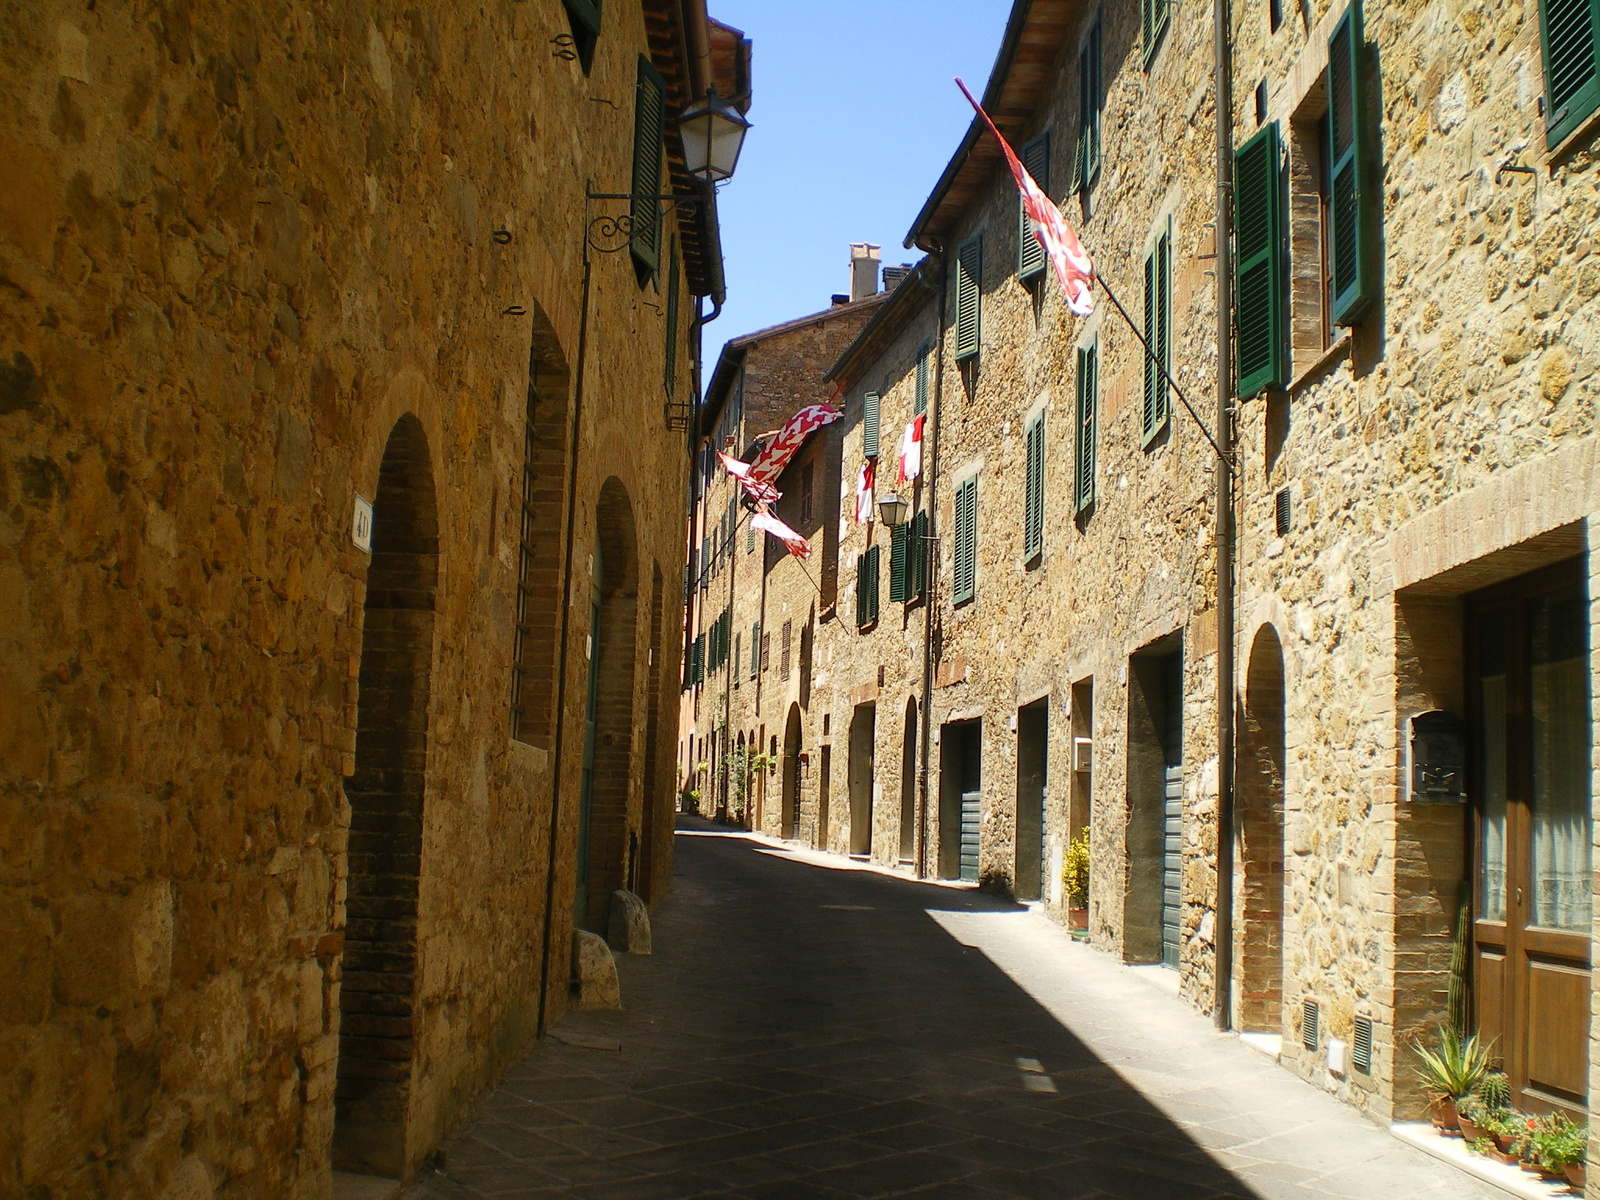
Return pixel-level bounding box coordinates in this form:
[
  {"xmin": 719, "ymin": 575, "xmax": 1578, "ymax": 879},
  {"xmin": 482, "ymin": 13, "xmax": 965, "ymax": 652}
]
[{"xmin": 1407, "ymin": 710, "xmax": 1465, "ymax": 802}]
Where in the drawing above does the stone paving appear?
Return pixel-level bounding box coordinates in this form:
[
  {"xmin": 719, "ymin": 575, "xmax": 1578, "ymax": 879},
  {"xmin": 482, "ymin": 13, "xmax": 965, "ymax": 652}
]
[{"xmin": 402, "ymin": 821, "xmax": 1504, "ymax": 1200}]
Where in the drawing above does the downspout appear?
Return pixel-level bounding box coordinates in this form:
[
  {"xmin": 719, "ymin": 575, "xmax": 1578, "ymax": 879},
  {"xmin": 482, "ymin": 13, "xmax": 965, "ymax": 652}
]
[
  {"xmin": 916, "ymin": 248, "xmax": 947, "ymax": 880},
  {"xmin": 1212, "ymin": 0, "xmax": 1238, "ymax": 1033}
]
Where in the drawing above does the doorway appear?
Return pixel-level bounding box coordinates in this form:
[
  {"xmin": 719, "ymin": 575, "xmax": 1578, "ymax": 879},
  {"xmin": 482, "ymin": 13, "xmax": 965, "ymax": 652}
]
[
  {"xmin": 899, "ymin": 699, "xmax": 918, "ymax": 863},
  {"xmin": 1127, "ymin": 643, "xmax": 1183, "ymax": 966},
  {"xmin": 781, "ymin": 704, "xmax": 802, "ymax": 839},
  {"xmin": 1469, "ymin": 558, "xmax": 1592, "ymax": 1116},
  {"xmin": 939, "ymin": 719, "xmax": 982, "ymax": 881},
  {"xmin": 1238, "ymin": 627, "xmax": 1286, "ymax": 1032},
  {"xmin": 1015, "ymin": 699, "xmax": 1049, "ymax": 900},
  {"xmin": 849, "ymin": 703, "xmax": 876, "ymax": 857},
  {"xmin": 818, "ymin": 743, "xmax": 832, "ymax": 850},
  {"xmin": 335, "ymin": 415, "xmax": 438, "ymax": 1178}
]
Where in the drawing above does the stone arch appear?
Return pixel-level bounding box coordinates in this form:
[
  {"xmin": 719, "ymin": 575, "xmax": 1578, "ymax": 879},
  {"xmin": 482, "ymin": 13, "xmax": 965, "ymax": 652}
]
[
  {"xmin": 510, "ymin": 305, "xmax": 573, "ymax": 749},
  {"xmin": 580, "ymin": 477, "xmax": 640, "ymax": 933},
  {"xmin": 781, "ymin": 704, "xmax": 802, "ymax": 839},
  {"xmin": 899, "ymin": 697, "xmax": 918, "ymax": 862},
  {"xmin": 336, "ymin": 413, "xmax": 438, "ymax": 1179},
  {"xmin": 1237, "ymin": 624, "xmax": 1287, "ymax": 1033}
]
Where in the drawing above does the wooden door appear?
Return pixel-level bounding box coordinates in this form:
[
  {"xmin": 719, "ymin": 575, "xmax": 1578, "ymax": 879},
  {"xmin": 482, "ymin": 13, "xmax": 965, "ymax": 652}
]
[{"xmin": 1469, "ymin": 558, "xmax": 1592, "ymax": 1117}]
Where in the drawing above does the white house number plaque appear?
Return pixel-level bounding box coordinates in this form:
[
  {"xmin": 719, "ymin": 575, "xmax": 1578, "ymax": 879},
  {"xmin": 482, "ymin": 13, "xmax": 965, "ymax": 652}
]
[{"xmin": 352, "ymin": 496, "xmax": 374, "ymax": 553}]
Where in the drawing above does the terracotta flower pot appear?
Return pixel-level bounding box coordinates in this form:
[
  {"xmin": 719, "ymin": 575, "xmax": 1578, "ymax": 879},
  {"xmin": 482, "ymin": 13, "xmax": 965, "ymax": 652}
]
[
  {"xmin": 1428, "ymin": 1096, "xmax": 1459, "ymax": 1132},
  {"xmin": 1493, "ymin": 1132, "xmax": 1518, "ymax": 1153},
  {"xmin": 1456, "ymin": 1114, "xmax": 1486, "ymax": 1143},
  {"xmin": 1068, "ymin": 905, "xmax": 1088, "ymax": 930},
  {"xmin": 1486, "ymin": 1148, "xmax": 1518, "ymax": 1166},
  {"xmin": 1563, "ymin": 1162, "xmax": 1585, "ymax": 1189}
]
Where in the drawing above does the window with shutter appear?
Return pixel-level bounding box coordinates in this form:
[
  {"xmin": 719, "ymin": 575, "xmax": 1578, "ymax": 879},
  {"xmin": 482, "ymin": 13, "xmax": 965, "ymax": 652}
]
[
  {"xmin": 760, "ymin": 630, "xmax": 770, "ymax": 672},
  {"xmin": 1023, "ymin": 414, "xmax": 1045, "ymax": 561},
  {"xmin": 699, "ymin": 537, "xmax": 709, "ymax": 590},
  {"xmin": 663, "ymin": 240, "xmax": 680, "ymax": 393},
  {"xmin": 865, "ymin": 544, "xmax": 881, "ymax": 626},
  {"xmin": 691, "ymin": 634, "xmax": 704, "ymax": 684},
  {"xmin": 953, "ymin": 237, "xmax": 983, "ymax": 361},
  {"xmin": 1018, "ymin": 134, "xmax": 1051, "ymax": 280},
  {"xmin": 862, "ymin": 392, "xmax": 881, "ymax": 458},
  {"xmin": 1141, "ymin": 0, "xmax": 1170, "ymax": 65},
  {"xmin": 750, "ymin": 622, "xmax": 760, "ymax": 678},
  {"xmin": 1326, "ymin": 2, "xmax": 1374, "ymax": 323},
  {"xmin": 953, "ymin": 477, "xmax": 977, "ymax": 605},
  {"xmin": 890, "ymin": 522, "xmax": 909, "ymax": 602},
  {"xmin": 780, "ymin": 620, "xmax": 792, "ymax": 679},
  {"xmin": 630, "ymin": 56, "xmax": 666, "ymax": 275},
  {"xmin": 1142, "ymin": 222, "xmax": 1172, "ymax": 448},
  {"xmin": 914, "ymin": 343, "xmax": 930, "ymax": 415},
  {"xmin": 1235, "ymin": 122, "xmax": 1288, "ymax": 397},
  {"xmin": 911, "ymin": 510, "xmax": 929, "ymax": 599},
  {"xmin": 1076, "ymin": 17, "xmax": 1102, "ymax": 192},
  {"xmin": 1075, "ymin": 339, "xmax": 1098, "ymax": 514},
  {"xmin": 855, "ymin": 552, "xmax": 868, "ymax": 628},
  {"xmin": 562, "ymin": 0, "xmax": 601, "ymax": 73},
  {"xmin": 1541, "ymin": 0, "xmax": 1600, "ymax": 146}
]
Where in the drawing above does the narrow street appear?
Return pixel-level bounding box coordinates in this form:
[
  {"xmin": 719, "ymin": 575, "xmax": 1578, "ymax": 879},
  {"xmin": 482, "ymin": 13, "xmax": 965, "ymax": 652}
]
[{"xmin": 403, "ymin": 823, "xmax": 1501, "ymax": 1200}]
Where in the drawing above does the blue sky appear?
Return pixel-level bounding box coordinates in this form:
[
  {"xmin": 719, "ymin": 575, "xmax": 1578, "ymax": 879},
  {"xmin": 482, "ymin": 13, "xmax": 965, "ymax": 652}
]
[{"xmin": 706, "ymin": 1, "xmax": 1011, "ymax": 360}]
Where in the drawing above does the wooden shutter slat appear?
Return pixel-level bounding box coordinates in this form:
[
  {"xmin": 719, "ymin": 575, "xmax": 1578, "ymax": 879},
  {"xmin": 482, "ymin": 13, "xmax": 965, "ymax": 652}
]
[
  {"xmin": 863, "ymin": 391, "xmax": 881, "ymax": 458},
  {"xmin": 1540, "ymin": 0, "xmax": 1600, "ymax": 145},
  {"xmin": 954, "ymin": 478, "xmax": 977, "ymax": 604},
  {"xmin": 915, "ymin": 344, "xmax": 930, "ymax": 415},
  {"xmin": 1024, "ymin": 415, "xmax": 1044, "ymax": 559},
  {"xmin": 630, "ymin": 56, "xmax": 665, "ymax": 273},
  {"xmin": 1234, "ymin": 122, "xmax": 1287, "ymax": 396},
  {"xmin": 1075, "ymin": 340, "xmax": 1098, "ymax": 513}
]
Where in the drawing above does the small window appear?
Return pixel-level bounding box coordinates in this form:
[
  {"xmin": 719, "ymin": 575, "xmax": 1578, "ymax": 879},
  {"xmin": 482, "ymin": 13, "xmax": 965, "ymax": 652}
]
[
  {"xmin": 953, "ymin": 237, "xmax": 983, "ymax": 361},
  {"xmin": 1141, "ymin": 221, "xmax": 1172, "ymax": 447},
  {"xmin": 760, "ymin": 630, "xmax": 770, "ymax": 672},
  {"xmin": 856, "ymin": 546, "xmax": 880, "ymax": 629},
  {"xmin": 953, "ymin": 477, "xmax": 978, "ymax": 605},
  {"xmin": 630, "ymin": 56, "xmax": 666, "ymax": 275},
  {"xmin": 1073, "ymin": 16, "xmax": 1103, "ymax": 192},
  {"xmin": 750, "ymin": 622, "xmax": 760, "ymax": 678},
  {"xmin": 1540, "ymin": 0, "xmax": 1600, "ymax": 147},
  {"xmin": 780, "ymin": 621, "xmax": 792, "ymax": 681},
  {"xmin": 1074, "ymin": 338, "xmax": 1098, "ymax": 514},
  {"xmin": 1018, "ymin": 134, "xmax": 1051, "ymax": 279},
  {"xmin": 1023, "ymin": 413, "xmax": 1045, "ymax": 562},
  {"xmin": 1141, "ymin": 0, "xmax": 1170, "ymax": 65},
  {"xmin": 562, "ymin": 0, "xmax": 601, "ymax": 73}
]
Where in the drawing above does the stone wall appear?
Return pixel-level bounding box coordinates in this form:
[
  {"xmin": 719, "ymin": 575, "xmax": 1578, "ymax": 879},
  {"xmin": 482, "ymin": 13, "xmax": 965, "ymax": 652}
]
[{"xmin": 0, "ymin": 2, "xmax": 699, "ymax": 1195}]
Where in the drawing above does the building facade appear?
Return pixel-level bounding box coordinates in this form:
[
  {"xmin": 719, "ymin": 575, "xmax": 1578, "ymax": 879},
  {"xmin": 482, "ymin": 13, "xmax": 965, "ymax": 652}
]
[{"xmin": 1, "ymin": 2, "xmax": 748, "ymax": 1196}]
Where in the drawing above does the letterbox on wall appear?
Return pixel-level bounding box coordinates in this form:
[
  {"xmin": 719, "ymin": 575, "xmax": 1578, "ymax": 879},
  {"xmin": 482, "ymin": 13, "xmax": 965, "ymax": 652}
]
[{"xmin": 1408, "ymin": 710, "xmax": 1466, "ymax": 802}]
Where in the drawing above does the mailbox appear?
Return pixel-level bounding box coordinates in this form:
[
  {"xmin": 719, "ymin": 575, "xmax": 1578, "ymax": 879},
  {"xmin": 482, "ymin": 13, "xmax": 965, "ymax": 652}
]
[{"xmin": 1408, "ymin": 710, "xmax": 1466, "ymax": 802}]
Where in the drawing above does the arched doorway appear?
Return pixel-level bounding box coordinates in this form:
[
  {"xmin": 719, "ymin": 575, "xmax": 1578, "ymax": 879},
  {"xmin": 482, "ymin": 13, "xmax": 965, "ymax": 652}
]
[
  {"xmin": 849, "ymin": 703, "xmax": 875, "ymax": 857},
  {"xmin": 1237, "ymin": 625, "xmax": 1286, "ymax": 1033},
  {"xmin": 579, "ymin": 479, "xmax": 639, "ymax": 933},
  {"xmin": 899, "ymin": 699, "xmax": 918, "ymax": 863},
  {"xmin": 781, "ymin": 705, "xmax": 802, "ymax": 839},
  {"xmin": 335, "ymin": 414, "xmax": 438, "ymax": 1179}
]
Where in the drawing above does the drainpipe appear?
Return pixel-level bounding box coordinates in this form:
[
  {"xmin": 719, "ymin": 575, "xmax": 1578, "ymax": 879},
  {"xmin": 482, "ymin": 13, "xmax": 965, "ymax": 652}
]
[
  {"xmin": 916, "ymin": 248, "xmax": 947, "ymax": 879},
  {"xmin": 1212, "ymin": 0, "xmax": 1238, "ymax": 1033}
]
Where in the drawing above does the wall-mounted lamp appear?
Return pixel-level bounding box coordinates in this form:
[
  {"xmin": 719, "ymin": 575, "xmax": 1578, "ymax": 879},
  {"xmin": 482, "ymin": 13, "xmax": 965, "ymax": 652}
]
[
  {"xmin": 677, "ymin": 87, "xmax": 751, "ymax": 184},
  {"xmin": 877, "ymin": 491, "xmax": 909, "ymax": 528}
]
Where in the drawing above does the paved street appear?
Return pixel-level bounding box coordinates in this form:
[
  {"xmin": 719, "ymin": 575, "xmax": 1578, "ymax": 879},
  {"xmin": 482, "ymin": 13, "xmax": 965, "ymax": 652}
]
[{"xmin": 403, "ymin": 822, "xmax": 1502, "ymax": 1200}]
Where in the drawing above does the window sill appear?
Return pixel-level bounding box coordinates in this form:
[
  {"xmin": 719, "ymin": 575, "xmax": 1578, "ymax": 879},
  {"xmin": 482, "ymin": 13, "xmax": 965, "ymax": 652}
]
[
  {"xmin": 1546, "ymin": 103, "xmax": 1600, "ymax": 164},
  {"xmin": 1286, "ymin": 330, "xmax": 1352, "ymax": 395}
]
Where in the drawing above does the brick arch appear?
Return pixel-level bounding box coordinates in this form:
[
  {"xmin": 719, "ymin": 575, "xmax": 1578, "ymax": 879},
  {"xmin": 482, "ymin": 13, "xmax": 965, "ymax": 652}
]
[
  {"xmin": 582, "ymin": 477, "xmax": 640, "ymax": 933},
  {"xmin": 1236, "ymin": 623, "xmax": 1286, "ymax": 1034},
  {"xmin": 511, "ymin": 305, "xmax": 573, "ymax": 749},
  {"xmin": 336, "ymin": 413, "xmax": 438, "ymax": 1178}
]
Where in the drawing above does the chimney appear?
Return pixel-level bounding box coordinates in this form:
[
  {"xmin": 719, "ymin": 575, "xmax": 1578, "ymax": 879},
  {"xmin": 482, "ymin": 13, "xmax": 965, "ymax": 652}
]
[
  {"xmin": 881, "ymin": 262, "xmax": 914, "ymax": 291},
  {"xmin": 830, "ymin": 294, "xmax": 850, "ymax": 307},
  {"xmin": 849, "ymin": 243, "xmax": 881, "ymax": 302}
]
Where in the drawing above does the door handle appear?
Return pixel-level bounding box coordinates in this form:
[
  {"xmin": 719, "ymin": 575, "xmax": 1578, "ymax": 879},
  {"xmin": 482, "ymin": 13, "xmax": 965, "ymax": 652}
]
[{"xmin": 1516, "ymin": 887, "xmax": 1523, "ymax": 906}]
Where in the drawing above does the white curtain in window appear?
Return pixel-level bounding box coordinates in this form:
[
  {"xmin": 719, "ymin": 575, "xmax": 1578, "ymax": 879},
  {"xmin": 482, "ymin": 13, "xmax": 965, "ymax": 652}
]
[{"xmin": 1530, "ymin": 652, "xmax": 1592, "ymax": 931}]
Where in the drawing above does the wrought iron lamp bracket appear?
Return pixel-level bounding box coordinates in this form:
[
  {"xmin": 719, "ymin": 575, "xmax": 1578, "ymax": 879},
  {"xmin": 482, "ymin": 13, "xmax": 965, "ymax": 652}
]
[{"xmin": 584, "ymin": 191, "xmax": 704, "ymax": 255}]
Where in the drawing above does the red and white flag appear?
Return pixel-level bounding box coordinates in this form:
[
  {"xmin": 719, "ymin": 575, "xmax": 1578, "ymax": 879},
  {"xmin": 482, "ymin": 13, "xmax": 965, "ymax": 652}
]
[
  {"xmin": 717, "ymin": 450, "xmax": 779, "ymax": 505},
  {"xmin": 896, "ymin": 415, "xmax": 924, "ymax": 484},
  {"xmin": 747, "ymin": 403, "xmax": 843, "ymax": 488},
  {"xmin": 854, "ymin": 460, "xmax": 875, "ymax": 525},
  {"xmin": 751, "ymin": 506, "xmax": 811, "ymax": 559},
  {"xmin": 956, "ymin": 78, "xmax": 1095, "ymax": 317}
]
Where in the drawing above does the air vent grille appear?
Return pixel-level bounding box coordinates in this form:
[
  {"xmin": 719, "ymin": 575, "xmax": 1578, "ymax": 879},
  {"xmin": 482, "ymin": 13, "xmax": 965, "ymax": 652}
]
[
  {"xmin": 1275, "ymin": 488, "xmax": 1292, "ymax": 537},
  {"xmin": 1302, "ymin": 998, "xmax": 1321, "ymax": 1052},
  {"xmin": 1352, "ymin": 1014, "xmax": 1373, "ymax": 1072}
]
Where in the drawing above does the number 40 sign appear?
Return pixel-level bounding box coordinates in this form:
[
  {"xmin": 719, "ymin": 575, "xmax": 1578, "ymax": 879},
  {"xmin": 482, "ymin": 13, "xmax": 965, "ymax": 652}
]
[{"xmin": 352, "ymin": 496, "xmax": 374, "ymax": 553}]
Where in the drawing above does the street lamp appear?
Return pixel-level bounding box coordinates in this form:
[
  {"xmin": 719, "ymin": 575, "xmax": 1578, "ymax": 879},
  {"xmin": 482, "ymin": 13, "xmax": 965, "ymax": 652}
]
[
  {"xmin": 877, "ymin": 492, "xmax": 910, "ymax": 529},
  {"xmin": 677, "ymin": 87, "xmax": 751, "ymax": 184}
]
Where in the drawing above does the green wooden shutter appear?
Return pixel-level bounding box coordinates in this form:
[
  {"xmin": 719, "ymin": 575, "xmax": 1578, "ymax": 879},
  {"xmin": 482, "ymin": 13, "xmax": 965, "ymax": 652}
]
[
  {"xmin": 1234, "ymin": 122, "xmax": 1287, "ymax": 397},
  {"xmin": 855, "ymin": 553, "xmax": 867, "ymax": 628},
  {"xmin": 915, "ymin": 343, "xmax": 929, "ymax": 414},
  {"xmin": 1142, "ymin": 0, "xmax": 1170, "ymax": 64},
  {"xmin": 866, "ymin": 545, "xmax": 880, "ymax": 626},
  {"xmin": 953, "ymin": 237, "xmax": 982, "ymax": 361},
  {"xmin": 750, "ymin": 621, "xmax": 760, "ymax": 676},
  {"xmin": 911, "ymin": 510, "xmax": 929, "ymax": 598},
  {"xmin": 862, "ymin": 391, "xmax": 881, "ymax": 458},
  {"xmin": 1541, "ymin": 0, "xmax": 1600, "ymax": 146},
  {"xmin": 630, "ymin": 55, "xmax": 665, "ymax": 274},
  {"xmin": 1326, "ymin": 2, "xmax": 1374, "ymax": 324},
  {"xmin": 1023, "ymin": 414, "xmax": 1045, "ymax": 560},
  {"xmin": 1078, "ymin": 18, "xmax": 1102, "ymax": 190},
  {"xmin": 1018, "ymin": 135, "xmax": 1050, "ymax": 279},
  {"xmin": 890, "ymin": 522, "xmax": 909, "ymax": 602},
  {"xmin": 953, "ymin": 477, "xmax": 977, "ymax": 605},
  {"xmin": 663, "ymin": 239, "xmax": 680, "ymax": 393},
  {"xmin": 1075, "ymin": 339, "xmax": 1098, "ymax": 514},
  {"xmin": 1142, "ymin": 224, "xmax": 1171, "ymax": 447},
  {"xmin": 691, "ymin": 633, "xmax": 704, "ymax": 683},
  {"xmin": 562, "ymin": 0, "xmax": 601, "ymax": 72}
]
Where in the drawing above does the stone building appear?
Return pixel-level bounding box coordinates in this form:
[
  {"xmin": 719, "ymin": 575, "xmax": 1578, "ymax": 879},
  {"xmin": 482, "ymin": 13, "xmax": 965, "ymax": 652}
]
[
  {"xmin": 1, "ymin": 2, "xmax": 749, "ymax": 1197},
  {"xmin": 694, "ymin": 0, "xmax": 1600, "ymax": 1176},
  {"xmin": 680, "ymin": 252, "xmax": 889, "ymax": 838}
]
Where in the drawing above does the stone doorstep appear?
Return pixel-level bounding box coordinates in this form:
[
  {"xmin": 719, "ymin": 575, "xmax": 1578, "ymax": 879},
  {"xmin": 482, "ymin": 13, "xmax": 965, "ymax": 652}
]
[
  {"xmin": 1238, "ymin": 1032, "xmax": 1283, "ymax": 1062},
  {"xmin": 331, "ymin": 1172, "xmax": 402, "ymax": 1200},
  {"xmin": 1390, "ymin": 1123, "xmax": 1579, "ymax": 1200}
]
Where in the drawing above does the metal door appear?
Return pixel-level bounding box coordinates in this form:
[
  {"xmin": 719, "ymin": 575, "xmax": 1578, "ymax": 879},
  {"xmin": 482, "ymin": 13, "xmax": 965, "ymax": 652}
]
[
  {"xmin": 1161, "ymin": 764, "xmax": 1182, "ymax": 968},
  {"xmin": 960, "ymin": 791, "xmax": 981, "ymax": 882}
]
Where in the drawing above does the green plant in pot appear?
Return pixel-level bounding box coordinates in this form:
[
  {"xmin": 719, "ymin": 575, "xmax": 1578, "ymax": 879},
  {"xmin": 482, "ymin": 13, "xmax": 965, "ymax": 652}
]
[
  {"xmin": 1412, "ymin": 1029, "xmax": 1492, "ymax": 1132},
  {"xmin": 1061, "ymin": 831, "xmax": 1089, "ymax": 929},
  {"xmin": 1455, "ymin": 1073, "xmax": 1514, "ymax": 1148},
  {"xmin": 1526, "ymin": 1113, "xmax": 1586, "ymax": 1186}
]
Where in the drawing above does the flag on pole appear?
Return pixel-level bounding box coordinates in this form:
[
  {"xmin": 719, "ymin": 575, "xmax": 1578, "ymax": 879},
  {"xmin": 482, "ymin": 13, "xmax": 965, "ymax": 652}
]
[
  {"xmin": 746, "ymin": 403, "xmax": 843, "ymax": 488},
  {"xmin": 751, "ymin": 506, "xmax": 811, "ymax": 559},
  {"xmin": 896, "ymin": 415, "xmax": 924, "ymax": 484},
  {"xmin": 717, "ymin": 450, "xmax": 779, "ymax": 505},
  {"xmin": 955, "ymin": 78, "xmax": 1095, "ymax": 317},
  {"xmin": 854, "ymin": 460, "xmax": 875, "ymax": 525}
]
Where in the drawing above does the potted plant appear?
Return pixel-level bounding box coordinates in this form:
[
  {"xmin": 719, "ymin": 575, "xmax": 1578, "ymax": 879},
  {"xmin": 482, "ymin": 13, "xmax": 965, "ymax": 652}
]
[
  {"xmin": 1525, "ymin": 1113, "xmax": 1586, "ymax": 1187},
  {"xmin": 1061, "ymin": 831, "xmax": 1090, "ymax": 929},
  {"xmin": 1411, "ymin": 1029, "xmax": 1492, "ymax": 1133},
  {"xmin": 1457, "ymin": 1073, "xmax": 1512, "ymax": 1147}
]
